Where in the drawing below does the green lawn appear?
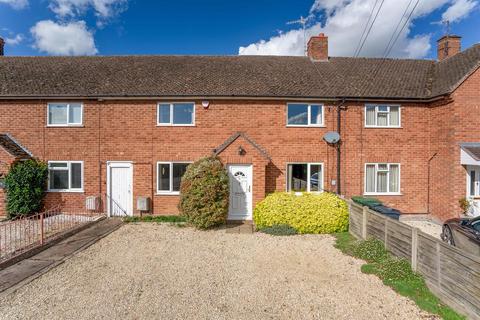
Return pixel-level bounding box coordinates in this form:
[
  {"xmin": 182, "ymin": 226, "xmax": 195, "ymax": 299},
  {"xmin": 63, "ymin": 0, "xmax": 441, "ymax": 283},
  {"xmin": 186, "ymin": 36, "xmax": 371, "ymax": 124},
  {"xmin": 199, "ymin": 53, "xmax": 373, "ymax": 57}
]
[{"xmin": 334, "ymin": 233, "xmax": 465, "ymax": 320}]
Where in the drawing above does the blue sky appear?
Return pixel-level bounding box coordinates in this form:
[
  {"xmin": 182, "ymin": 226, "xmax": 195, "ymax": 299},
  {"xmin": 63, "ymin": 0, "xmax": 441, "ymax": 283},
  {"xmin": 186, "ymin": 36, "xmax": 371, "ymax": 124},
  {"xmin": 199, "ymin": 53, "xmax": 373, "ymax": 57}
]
[{"xmin": 0, "ymin": 0, "xmax": 479, "ymax": 59}]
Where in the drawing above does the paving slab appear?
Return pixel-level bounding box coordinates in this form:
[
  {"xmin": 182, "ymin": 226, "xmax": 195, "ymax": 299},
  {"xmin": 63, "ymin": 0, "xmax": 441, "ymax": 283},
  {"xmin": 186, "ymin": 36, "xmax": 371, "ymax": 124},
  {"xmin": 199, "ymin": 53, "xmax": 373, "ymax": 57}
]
[{"xmin": 0, "ymin": 218, "xmax": 123, "ymax": 295}]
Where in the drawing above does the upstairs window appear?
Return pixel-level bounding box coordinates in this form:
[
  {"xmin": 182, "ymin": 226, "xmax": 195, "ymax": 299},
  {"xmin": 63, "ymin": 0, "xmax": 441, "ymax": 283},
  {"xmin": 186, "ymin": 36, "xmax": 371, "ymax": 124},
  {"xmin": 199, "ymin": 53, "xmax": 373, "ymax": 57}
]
[
  {"xmin": 365, "ymin": 105, "xmax": 400, "ymax": 127},
  {"xmin": 287, "ymin": 163, "xmax": 323, "ymax": 192},
  {"xmin": 287, "ymin": 103, "xmax": 323, "ymax": 127},
  {"xmin": 157, "ymin": 162, "xmax": 191, "ymax": 194},
  {"xmin": 48, "ymin": 161, "xmax": 83, "ymax": 192},
  {"xmin": 48, "ymin": 103, "xmax": 83, "ymax": 126},
  {"xmin": 157, "ymin": 103, "xmax": 195, "ymax": 126},
  {"xmin": 365, "ymin": 163, "xmax": 400, "ymax": 194}
]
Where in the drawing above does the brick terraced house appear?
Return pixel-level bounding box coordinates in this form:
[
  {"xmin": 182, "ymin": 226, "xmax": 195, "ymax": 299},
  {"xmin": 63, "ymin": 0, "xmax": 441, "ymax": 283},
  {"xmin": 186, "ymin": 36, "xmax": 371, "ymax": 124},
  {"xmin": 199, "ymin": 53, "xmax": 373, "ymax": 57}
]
[{"xmin": 0, "ymin": 34, "xmax": 479, "ymax": 221}]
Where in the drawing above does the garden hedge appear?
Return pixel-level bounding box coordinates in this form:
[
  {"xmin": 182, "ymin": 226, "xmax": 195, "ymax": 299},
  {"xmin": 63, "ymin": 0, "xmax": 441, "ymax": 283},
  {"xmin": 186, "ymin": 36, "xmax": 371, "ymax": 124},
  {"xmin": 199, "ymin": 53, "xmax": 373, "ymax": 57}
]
[
  {"xmin": 253, "ymin": 192, "xmax": 349, "ymax": 234},
  {"xmin": 178, "ymin": 156, "xmax": 229, "ymax": 229},
  {"xmin": 4, "ymin": 159, "xmax": 48, "ymax": 219}
]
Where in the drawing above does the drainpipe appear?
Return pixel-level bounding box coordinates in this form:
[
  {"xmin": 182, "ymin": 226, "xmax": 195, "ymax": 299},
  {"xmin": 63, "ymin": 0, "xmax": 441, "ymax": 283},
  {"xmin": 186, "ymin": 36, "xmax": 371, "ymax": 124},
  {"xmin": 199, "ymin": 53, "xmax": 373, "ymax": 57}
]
[
  {"xmin": 336, "ymin": 99, "xmax": 346, "ymax": 195},
  {"xmin": 427, "ymin": 152, "xmax": 438, "ymax": 214}
]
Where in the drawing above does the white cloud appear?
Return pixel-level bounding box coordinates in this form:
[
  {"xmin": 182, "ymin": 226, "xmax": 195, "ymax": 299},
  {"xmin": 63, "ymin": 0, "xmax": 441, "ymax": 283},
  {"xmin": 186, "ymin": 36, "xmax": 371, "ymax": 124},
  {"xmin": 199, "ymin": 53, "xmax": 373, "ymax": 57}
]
[
  {"xmin": 5, "ymin": 34, "xmax": 24, "ymax": 45},
  {"xmin": 442, "ymin": 0, "xmax": 478, "ymax": 22},
  {"xmin": 30, "ymin": 20, "xmax": 98, "ymax": 55},
  {"xmin": 49, "ymin": 0, "xmax": 127, "ymax": 26},
  {"xmin": 0, "ymin": 0, "xmax": 28, "ymax": 9},
  {"xmin": 239, "ymin": 0, "xmax": 476, "ymax": 58}
]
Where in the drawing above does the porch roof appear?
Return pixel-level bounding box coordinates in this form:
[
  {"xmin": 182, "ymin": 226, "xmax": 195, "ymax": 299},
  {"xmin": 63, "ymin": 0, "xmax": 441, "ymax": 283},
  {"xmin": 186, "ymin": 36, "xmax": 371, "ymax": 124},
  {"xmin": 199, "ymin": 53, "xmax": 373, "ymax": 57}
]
[{"xmin": 460, "ymin": 143, "xmax": 480, "ymax": 165}]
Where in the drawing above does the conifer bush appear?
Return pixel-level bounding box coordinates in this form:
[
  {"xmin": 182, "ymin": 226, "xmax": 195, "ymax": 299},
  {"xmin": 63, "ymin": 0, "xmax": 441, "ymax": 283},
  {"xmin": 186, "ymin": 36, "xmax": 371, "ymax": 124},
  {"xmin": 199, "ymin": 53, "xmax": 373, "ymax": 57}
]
[{"xmin": 178, "ymin": 156, "xmax": 229, "ymax": 229}]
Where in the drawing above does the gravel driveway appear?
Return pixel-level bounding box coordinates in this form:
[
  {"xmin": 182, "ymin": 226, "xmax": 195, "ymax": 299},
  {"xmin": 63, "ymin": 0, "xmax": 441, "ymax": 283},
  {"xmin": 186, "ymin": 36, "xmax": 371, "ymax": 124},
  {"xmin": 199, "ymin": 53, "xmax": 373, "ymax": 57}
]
[{"xmin": 0, "ymin": 223, "xmax": 436, "ymax": 320}]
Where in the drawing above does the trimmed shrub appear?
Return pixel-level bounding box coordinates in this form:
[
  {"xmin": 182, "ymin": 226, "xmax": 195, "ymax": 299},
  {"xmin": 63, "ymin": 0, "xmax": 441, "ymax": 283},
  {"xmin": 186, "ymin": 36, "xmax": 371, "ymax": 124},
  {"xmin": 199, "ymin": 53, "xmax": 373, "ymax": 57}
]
[
  {"xmin": 254, "ymin": 192, "xmax": 348, "ymax": 234},
  {"xmin": 4, "ymin": 159, "xmax": 48, "ymax": 219},
  {"xmin": 178, "ymin": 156, "xmax": 229, "ymax": 229},
  {"xmin": 260, "ymin": 224, "xmax": 297, "ymax": 236}
]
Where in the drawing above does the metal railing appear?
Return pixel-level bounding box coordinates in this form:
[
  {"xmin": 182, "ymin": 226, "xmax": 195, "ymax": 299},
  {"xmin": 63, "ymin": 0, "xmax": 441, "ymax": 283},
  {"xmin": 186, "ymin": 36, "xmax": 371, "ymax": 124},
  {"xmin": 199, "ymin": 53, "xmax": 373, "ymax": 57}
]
[{"xmin": 0, "ymin": 206, "xmax": 104, "ymax": 262}]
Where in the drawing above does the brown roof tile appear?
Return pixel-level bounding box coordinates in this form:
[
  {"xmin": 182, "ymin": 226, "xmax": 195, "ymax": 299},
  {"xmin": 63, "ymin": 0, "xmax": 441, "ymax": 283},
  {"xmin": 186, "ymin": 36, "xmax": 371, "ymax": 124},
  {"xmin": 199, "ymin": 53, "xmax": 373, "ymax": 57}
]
[
  {"xmin": 0, "ymin": 44, "xmax": 478, "ymax": 100},
  {"xmin": 0, "ymin": 134, "xmax": 32, "ymax": 159}
]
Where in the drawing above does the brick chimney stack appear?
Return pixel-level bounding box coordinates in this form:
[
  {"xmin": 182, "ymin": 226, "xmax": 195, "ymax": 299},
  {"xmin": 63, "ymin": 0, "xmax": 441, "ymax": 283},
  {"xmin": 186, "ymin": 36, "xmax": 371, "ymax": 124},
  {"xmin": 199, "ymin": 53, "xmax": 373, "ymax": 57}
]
[
  {"xmin": 0, "ymin": 37, "xmax": 4, "ymax": 56},
  {"xmin": 307, "ymin": 33, "xmax": 328, "ymax": 61},
  {"xmin": 437, "ymin": 35, "xmax": 461, "ymax": 61}
]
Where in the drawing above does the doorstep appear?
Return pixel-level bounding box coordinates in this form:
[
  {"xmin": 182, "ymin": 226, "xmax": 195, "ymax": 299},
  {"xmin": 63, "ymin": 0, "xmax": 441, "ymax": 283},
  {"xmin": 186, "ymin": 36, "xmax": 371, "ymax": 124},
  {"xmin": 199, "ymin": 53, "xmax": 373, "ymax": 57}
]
[{"xmin": 225, "ymin": 220, "xmax": 254, "ymax": 234}]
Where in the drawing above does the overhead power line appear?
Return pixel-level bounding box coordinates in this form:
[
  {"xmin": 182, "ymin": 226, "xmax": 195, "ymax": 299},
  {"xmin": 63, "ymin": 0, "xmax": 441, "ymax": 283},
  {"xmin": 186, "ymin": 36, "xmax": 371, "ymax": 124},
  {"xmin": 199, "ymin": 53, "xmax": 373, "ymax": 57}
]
[{"xmin": 360, "ymin": 0, "xmax": 421, "ymax": 96}]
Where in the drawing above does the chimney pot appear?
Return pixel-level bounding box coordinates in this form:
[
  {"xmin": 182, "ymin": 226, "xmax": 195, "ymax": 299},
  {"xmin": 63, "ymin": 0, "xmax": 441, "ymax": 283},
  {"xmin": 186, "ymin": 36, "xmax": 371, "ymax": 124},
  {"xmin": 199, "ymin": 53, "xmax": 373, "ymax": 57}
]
[
  {"xmin": 307, "ymin": 33, "xmax": 328, "ymax": 61},
  {"xmin": 437, "ymin": 35, "xmax": 461, "ymax": 61},
  {"xmin": 0, "ymin": 37, "xmax": 4, "ymax": 56}
]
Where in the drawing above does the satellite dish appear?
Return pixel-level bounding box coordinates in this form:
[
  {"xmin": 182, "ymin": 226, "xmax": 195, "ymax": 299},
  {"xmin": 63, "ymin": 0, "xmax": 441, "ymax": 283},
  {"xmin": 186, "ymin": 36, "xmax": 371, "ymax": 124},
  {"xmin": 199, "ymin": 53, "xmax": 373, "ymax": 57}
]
[{"xmin": 323, "ymin": 131, "xmax": 341, "ymax": 144}]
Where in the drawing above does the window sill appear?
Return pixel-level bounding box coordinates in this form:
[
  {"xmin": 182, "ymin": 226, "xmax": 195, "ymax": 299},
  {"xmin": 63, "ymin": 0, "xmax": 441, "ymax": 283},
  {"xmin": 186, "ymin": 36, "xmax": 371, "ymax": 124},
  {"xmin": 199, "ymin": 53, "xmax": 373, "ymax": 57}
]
[
  {"xmin": 364, "ymin": 126, "xmax": 402, "ymax": 129},
  {"xmin": 286, "ymin": 125, "xmax": 326, "ymax": 128},
  {"xmin": 156, "ymin": 124, "xmax": 196, "ymax": 127},
  {"xmin": 47, "ymin": 189, "xmax": 84, "ymax": 193},
  {"xmin": 46, "ymin": 125, "xmax": 84, "ymax": 128},
  {"xmin": 363, "ymin": 192, "xmax": 402, "ymax": 196},
  {"xmin": 156, "ymin": 192, "xmax": 180, "ymax": 196}
]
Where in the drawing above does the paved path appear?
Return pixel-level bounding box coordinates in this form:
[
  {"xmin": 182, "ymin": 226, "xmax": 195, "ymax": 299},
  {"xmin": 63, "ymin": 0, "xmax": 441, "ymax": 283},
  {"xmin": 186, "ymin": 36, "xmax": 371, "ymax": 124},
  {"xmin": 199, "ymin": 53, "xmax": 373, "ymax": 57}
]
[{"xmin": 0, "ymin": 218, "xmax": 123, "ymax": 295}]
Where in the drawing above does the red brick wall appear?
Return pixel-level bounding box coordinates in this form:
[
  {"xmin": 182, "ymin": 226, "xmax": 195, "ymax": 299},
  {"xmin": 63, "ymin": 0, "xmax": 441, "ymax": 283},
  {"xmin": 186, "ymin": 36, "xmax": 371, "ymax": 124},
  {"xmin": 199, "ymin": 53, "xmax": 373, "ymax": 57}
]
[
  {"xmin": 427, "ymin": 67, "xmax": 480, "ymax": 220},
  {"xmin": 0, "ymin": 148, "xmax": 16, "ymax": 217},
  {"xmin": 0, "ymin": 75, "xmax": 478, "ymax": 220}
]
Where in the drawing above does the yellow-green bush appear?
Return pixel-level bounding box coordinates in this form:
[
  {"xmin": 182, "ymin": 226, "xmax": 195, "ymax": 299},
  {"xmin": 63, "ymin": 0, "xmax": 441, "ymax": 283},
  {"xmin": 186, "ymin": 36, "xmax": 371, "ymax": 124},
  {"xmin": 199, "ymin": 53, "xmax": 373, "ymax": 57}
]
[{"xmin": 253, "ymin": 192, "xmax": 349, "ymax": 234}]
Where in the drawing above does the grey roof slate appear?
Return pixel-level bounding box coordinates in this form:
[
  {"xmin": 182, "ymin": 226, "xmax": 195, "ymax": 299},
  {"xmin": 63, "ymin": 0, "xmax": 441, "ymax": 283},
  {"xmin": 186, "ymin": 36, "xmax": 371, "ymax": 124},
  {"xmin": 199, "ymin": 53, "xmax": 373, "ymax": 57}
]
[{"xmin": 0, "ymin": 44, "xmax": 478, "ymax": 100}]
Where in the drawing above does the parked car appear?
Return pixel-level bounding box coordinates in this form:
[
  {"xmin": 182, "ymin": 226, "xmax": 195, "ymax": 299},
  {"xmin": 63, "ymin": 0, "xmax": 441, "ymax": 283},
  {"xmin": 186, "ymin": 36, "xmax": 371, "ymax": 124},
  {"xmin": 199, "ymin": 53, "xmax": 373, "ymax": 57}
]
[{"xmin": 441, "ymin": 216, "xmax": 480, "ymax": 256}]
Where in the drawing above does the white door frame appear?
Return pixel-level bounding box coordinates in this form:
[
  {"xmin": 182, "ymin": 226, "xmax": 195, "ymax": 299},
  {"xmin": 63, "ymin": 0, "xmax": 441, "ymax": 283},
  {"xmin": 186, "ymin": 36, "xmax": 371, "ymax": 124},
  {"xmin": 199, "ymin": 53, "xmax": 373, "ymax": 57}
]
[
  {"xmin": 227, "ymin": 164, "xmax": 253, "ymax": 220},
  {"xmin": 106, "ymin": 161, "xmax": 133, "ymax": 217}
]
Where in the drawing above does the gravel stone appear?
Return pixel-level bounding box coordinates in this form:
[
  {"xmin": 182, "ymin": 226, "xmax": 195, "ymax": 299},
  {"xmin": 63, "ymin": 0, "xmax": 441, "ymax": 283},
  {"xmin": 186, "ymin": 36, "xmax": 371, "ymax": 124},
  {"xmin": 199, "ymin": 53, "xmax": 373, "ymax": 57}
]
[{"xmin": 0, "ymin": 223, "xmax": 438, "ymax": 320}]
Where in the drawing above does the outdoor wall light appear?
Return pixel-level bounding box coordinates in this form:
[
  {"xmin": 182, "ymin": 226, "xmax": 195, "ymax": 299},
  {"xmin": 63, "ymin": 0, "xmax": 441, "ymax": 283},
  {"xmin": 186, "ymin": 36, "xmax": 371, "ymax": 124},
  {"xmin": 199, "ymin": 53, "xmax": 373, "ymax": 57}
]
[{"xmin": 238, "ymin": 146, "xmax": 245, "ymax": 156}]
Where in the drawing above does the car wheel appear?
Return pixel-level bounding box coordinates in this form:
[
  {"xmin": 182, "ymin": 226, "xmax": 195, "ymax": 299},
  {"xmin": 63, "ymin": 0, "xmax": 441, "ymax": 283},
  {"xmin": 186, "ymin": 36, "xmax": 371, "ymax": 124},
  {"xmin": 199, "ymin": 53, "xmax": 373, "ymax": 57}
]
[{"xmin": 442, "ymin": 225, "xmax": 455, "ymax": 246}]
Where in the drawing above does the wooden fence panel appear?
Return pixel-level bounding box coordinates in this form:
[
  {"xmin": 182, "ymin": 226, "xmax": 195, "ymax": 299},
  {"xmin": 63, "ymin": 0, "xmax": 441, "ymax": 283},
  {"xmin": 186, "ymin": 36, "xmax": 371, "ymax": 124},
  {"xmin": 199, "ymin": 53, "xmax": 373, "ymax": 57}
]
[
  {"xmin": 349, "ymin": 203, "xmax": 363, "ymax": 239},
  {"xmin": 384, "ymin": 220, "xmax": 412, "ymax": 260},
  {"xmin": 366, "ymin": 212, "xmax": 385, "ymax": 241},
  {"xmin": 348, "ymin": 201, "xmax": 480, "ymax": 320}
]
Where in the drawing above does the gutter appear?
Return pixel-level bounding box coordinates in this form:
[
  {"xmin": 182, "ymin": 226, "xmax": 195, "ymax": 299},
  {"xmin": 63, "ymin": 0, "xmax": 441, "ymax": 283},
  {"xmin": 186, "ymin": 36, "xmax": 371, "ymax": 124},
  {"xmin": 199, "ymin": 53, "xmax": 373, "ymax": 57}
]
[{"xmin": 0, "ymin": 94, "xmax": 449, "ymax": 103}]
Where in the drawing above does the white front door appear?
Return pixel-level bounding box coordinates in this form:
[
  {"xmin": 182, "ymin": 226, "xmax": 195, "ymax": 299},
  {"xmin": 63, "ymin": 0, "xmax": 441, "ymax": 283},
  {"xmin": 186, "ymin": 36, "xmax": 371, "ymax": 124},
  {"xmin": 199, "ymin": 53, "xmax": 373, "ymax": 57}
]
[
  {"xmin": 467, "ymin": 165, "xmax": 480, "ymax": 216},
  {"xmin": 228, "ymin": 164, "xmax": 253, "ymax": 220},
  {"xmin": 107, "ymin": 162, "xmax": 133, "ymax": 217}
]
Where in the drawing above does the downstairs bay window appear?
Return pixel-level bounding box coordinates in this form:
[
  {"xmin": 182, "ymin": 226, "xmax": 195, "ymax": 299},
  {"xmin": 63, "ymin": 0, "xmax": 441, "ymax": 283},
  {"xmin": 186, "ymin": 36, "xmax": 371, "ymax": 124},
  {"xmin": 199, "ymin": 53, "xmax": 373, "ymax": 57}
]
[
  {"xmin": 48, "ymin": 161, "xmax": 83, "ymax": 192},
  {"xmin": 157, "ymin": 162, "xmax": 191, "ymax": 194},
  {"xmin": 365, "ymin": 163, "xmax": 400, "ymax": 195},
  {"xmin": 287, "ymin": 163, "xmax": 323, "ymax": 193}
]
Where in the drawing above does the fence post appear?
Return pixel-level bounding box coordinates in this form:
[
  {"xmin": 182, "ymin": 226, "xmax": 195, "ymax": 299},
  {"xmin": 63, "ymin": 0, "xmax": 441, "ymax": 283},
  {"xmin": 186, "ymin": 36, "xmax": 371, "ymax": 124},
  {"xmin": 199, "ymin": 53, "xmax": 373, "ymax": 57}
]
[
  {"xmin": 362, "ymin": 206, "xmax": 368, "ymax": 240},
  {"xmin": 411, "ymin": 228, "xmax": 418, "ymax": 272},
  {"xmin": 384, "ymin": 219, "xmax": 389, "ymax": 248},
  {"xmin": 40, "ymin": 213, "xmax": 44, "ymax": 245},
  {"xmin": 436, "ymin": 241, "xmax": 441, "ymax": 287}
]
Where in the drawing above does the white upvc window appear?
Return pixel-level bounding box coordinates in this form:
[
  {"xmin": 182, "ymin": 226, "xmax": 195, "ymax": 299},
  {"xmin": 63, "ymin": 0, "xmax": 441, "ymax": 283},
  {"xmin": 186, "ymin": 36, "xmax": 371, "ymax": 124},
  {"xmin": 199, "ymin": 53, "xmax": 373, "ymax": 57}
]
[
  {"xmin": 287, "ymin": 103, "xmax": 324, "ymax": 127},
  {"xmin": 47, "ymin": 103, "xmax": 83, "ymax": 126},
  {"xmin": 365, "ymin": 104, "xmax": 401, "ymax": 128},
  {"xmin": 364, "ymin": 163, "xmax": 400, "ymax": 195},
  {"xmin": 48, "ymin": 161, "xmax": 84, "ymax": 192},
  {"xmin": 286, "ymin": 163, "xmax": 324, "ymax": 193},
  {"xmin": 157, "ymin": 162, "xmax": 192, "ymax": 194},
  {"xmin": 157, "ymin": 102, "xmax": 195, "ymax": 126}
]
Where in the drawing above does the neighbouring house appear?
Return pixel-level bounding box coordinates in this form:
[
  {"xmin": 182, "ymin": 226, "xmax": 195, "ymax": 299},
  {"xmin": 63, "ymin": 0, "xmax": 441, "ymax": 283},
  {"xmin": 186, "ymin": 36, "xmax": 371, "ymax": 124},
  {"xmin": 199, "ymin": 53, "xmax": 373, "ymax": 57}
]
[{"xmin": 0, "ymin": 34, "xmax": 479, "ymax": 221}]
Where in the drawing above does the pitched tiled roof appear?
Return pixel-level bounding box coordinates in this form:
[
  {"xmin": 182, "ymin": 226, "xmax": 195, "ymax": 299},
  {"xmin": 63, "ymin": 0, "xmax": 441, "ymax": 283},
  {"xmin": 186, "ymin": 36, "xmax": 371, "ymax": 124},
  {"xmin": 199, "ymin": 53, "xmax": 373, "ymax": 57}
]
[
  {"xmin": 213, "ymin": 132, "xmax": 271, "ymax": 160},
  {"xmin": 0, "ymin": 134, "xmax": 32, "ymax": 159},
  {"xmin": 431, "ymin": 44, "xmax": 480, "ymax": 97},
  {"xmin": 0, "ymin": 44, "xmax": 478, "ymax": 100}
]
